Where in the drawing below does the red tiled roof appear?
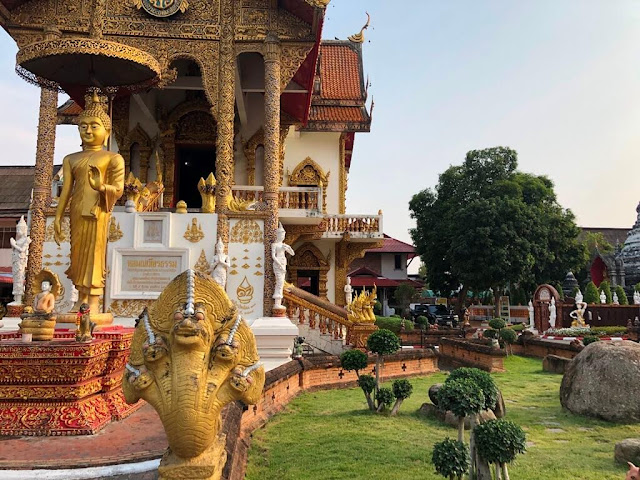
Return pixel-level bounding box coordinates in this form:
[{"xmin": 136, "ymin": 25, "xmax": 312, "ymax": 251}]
[
  {"xmin": 367, "ymin": 235, "xmax": 416, "ymax": 255},
  {"xmin": 58, "ymin": 99, "xmax": 83, "ymax": 116},
  {"xmin": 318, "ymin": 43, "xmax": 363, "ymax": 101},
  {"xmin": 349, "ymin": 276, "xmax": 400, "ymax": 288},
  {"xmin": 308, "ymin": 105, "xmax": 365, "ymax": 122}
]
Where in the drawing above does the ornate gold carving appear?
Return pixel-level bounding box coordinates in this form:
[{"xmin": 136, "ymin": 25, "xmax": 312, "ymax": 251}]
[
  {"xmin": 108, "ymin": 218, "xmax": 124, "ymax": 242},
  {"xmin": 45, "ymin": 217, "xmax": 70, "ymax": 243},
  {"xmin": 347, "ymin": 286, "xmax": 377, "ymax": 324},
  {"xmin": 176, "ymin": 110, "xmax": 216, "ymax": 144},
  {"xmin": 305, "ymin": 0, "xmax": 330, "ymax": 8},
  {"xmin": 183, "ymin": 218, "xmax": 205, "ymax": 243},
  {"xmin": 108, "ymin": 299, "xmax": 154, "ymax": 317},
  {"xmin": 198, "ymin": 173, "xmax": 217, "ymax": 213},
  {"xmin": 132, "ymin": 0, "xmax": 189, "ymax": 19},
  {"xmin": 348, "ymin": 12, "xmax": 370, "ymax": 44},
  {"xmin": 122, "ymin": 271, "xmax": 264, "ymax": 479},
  {"xmin": 25, "ymin": 89, "xmax": 58, "ymax": 306},
  {"xmin": 334, "ymin": 236, "xmax": 384, "ymax": 307},
  {"xmin": 339, "ymin": 133, "xmax": 346, "ymax": 214},
  {"xmin": 237, "ymin": 276, "xmax": 254, "ymax": 304},
  {"xmin": 243, "ymin": 126, "xmax": 288, "ymax": 186},
  {"xmin": 230, "ymin": 219, "xmax": 263, "ymax": 245},
  {"xmin": 194, "ymin": 249, "xmax": 211, "ymax": 275},
  {"xmin": 288, "ymin": 243, "xmax": 329, "ymax": 300},
  {"xmin": 124, "ymin": 171, "xmax": 143, "ymax": 205},
  {"xmin": 120, "ymin": 123, "xmax": 152, "ymax": 182},
  {"xmin": 288, "ymin": 157, "xmax": 329, "ymax": 186},
  {"xmin": 279, "ymin": 44, "xmax": 314, "ymax": 91}
]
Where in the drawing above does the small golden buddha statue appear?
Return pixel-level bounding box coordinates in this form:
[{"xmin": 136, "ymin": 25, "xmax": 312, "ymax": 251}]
[
  {"xmin": 20, "ymin": 269, "xmax": 60, "ymax": 341},
  {"xmin": 54, "ymin": 91, "xmax": 125, "ymax": 324}
]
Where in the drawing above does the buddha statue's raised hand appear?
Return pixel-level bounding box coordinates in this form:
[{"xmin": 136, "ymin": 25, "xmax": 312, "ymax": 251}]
[{"xmin": 88, "ymin": 164, "xmax": 105, "ymax": 192}]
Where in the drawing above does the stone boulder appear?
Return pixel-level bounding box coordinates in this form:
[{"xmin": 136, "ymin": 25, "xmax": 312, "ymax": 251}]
[
  {"xmin": 419, "ymin": 403, "xmax": 496, "ymax": 430},
  {"xmin": 428, "ymin": 383, "xmax": 441, "ymax": 406},
  {"xmin": 560, "ymin": 341, "xmax": 640, "ymax": 422},
  {"xmin": 615, "ymin": 439, "xmax": 640, "ymax": 465}
]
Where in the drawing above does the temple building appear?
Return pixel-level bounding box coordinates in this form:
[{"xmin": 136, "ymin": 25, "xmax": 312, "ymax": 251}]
[{"xmin": 0, "ymin": 0, "xmax": 383, "ymax": 342}]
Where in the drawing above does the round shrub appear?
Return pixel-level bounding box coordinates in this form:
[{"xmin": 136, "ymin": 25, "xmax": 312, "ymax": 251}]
[
  {"xmin": 376, "ymin": 387, "xmax": 394, "ymax": 409},
  {"xmin": 489, "ymin": 318, "xmax": 506, "ymax": 330},
  {"xmin": 367, "ymin": 329, "xmax": 401, "ymax": 356},
  {"xmin": 437, "ymin": 378, "xmax": 486, "ymax": 418},
  {"xmin": 357, "ymin": 374, "xmax": 376, "ymax": 394},
  {"xmin": 615, "ymin": 285, "xmax": 628, "ymax": 305},
  {"xmin": 374, "ymin": 317, "xmax": 414, "ymax": 334},
  {"xmin": 415, "ymin": 315, "xmax": 429, "ymax": 329},
  {"xmin": 391, "ymin": 314, "xmax": 401, "ymax": 318},
  {"xmin": 571, "ymin": 286, "xmax": 580, "ymax": 298},
  {"xmin": 392, "ymin": 379, "xmax": 413, "ymax": 400},
  {"xmin": 483, "ymin": 328, "xmax": 498, "ymax": 339},
  {"xmin": 584, "ymin": 281, "xmax": 599, "ymax": 304},
  {"xmin": 474, "ymin": 419, "xmax": 526, "ymax": 465},
  {"xmin": 340, "ymin": 349, "xmax": 368, "ymax": 373},
  {"xmin": 509, "ymin": 323, "xmax": 526, "ymax": 332},
  {"xmin": 447, "ymin": 367, "xmax": 498, "ymax": 411},
  {"xmin": 432, "ymin": 438, "xmax": 469, "ymax": 479},
  {"xmin": 499, "ymin": 328, "xmax": 517, "ymax": 345},
  {"xmin": 582, "ymin": 335, "xmax": 600, "ymax": 346}
]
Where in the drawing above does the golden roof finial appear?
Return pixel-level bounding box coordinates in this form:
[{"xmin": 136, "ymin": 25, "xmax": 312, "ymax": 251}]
[{"xmin": 348, "ymin": 12, "xmax": 370, "ymax": 44}]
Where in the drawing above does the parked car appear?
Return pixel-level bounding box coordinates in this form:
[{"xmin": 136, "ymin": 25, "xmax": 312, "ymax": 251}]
[{"xmin": 413, "ymin": 304, "xmax": 458, "ymax": 328}]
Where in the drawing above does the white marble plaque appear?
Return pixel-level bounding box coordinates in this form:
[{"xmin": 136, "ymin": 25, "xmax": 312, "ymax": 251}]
[{"xmin": 227, "ymin": 218, "xmax": 265, "ymax": 320}]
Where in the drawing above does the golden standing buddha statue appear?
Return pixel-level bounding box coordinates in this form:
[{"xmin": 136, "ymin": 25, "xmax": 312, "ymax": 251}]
[{"xmin": 54, "ymin": 91, "xmax": 124, "ymax": 324}]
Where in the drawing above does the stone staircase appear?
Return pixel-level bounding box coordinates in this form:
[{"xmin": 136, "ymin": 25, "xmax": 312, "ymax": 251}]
[{"xmin": 283, "ymin": 285, "xmax": 378, "ymax": 356}]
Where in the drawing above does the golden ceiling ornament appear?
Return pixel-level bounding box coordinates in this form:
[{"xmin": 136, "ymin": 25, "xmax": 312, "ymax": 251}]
[
  {"xmin": 132, "ymin": 0, "xmax": 188, "ymax": 18},
  {"xmin": 183, "ymin": 218, "xmax": 205, "ymax": 243},
  {"xmin": 348, "ymin": 12, "xmax": 370, "ymax": 44},
  {"xmin": 16, "ymin": 38, "xmax": 161, "ymax": 91},
  {"xmin": 230, "ymin": 219, "xmax": 263, "ymax": 245},
  {"xmin": 108, "ymin": 218, "xmax": 124, "ymax": 242}
]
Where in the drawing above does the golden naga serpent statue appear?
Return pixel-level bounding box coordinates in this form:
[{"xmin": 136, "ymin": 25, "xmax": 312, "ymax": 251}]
[{"xmin": 122, "ymin": 270, "xmax": 265, "ymax": 480}]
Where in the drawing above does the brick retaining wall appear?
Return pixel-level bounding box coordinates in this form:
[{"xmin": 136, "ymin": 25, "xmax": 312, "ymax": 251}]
[{"xmin": 438, "ymin": 337, "xmax": 506, "ymax": 372}]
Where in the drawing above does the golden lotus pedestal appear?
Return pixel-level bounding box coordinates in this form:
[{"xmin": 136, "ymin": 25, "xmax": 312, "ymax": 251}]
[
  {"xmin": 0, "ymin": 327, "xmax": 142, "ymax": 436},
  {"xmin": 57, "ymin": 311, "xmax": 114, "ymax": 327}
]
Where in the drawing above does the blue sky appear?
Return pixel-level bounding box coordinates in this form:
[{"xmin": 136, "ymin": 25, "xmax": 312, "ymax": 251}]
[{"xmin": 1, "ymin": 1, "xmax": 640, "ymax": 251}]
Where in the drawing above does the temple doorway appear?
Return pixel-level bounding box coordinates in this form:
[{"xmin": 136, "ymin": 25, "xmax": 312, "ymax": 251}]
[
  {"xmin": 176, "ymin": 145, "xmax": 216, "ymax": 207},
  {"xmin": 297, "ymin": 270, "xmax": 320, "ymax": 296}
]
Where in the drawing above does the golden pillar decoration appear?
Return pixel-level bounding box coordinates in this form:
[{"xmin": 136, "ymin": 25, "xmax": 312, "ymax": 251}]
[
  {"xmin": 24, "ymin": 88, "xmax": 58, "ymax": 307},
  {"xmin": 215, "ymin": 0, "xmax": 235, "ymax": 248},
  {"xmin": 263, "ymin": 33, "xmax": 282, "ymax": 312},
  {"xmin": 122, "ymin": 270, "xmax": 265, "ymax": 480},
  {"xmin": 339, "ymin": 133, "xmax": 347, "ymax": 214}
]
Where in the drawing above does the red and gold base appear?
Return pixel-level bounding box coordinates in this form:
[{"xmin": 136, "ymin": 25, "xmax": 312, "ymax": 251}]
[
  {"xmin": 0, "ymin": 327, "xmax": 144, "ymax": 436},
  {"xmin": 6, "ymin": 304, "xmax": 24, "ymax": 317}
]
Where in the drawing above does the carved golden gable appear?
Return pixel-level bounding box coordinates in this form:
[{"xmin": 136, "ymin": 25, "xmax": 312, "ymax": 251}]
[{"xmin": 288, "ymin": 157, "xmax": 329, "ymax": 186}]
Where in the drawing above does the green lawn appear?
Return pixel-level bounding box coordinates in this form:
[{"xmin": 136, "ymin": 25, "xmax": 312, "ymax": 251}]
[{"xmin": 245, "ymin": 356, "xmax": 638, "ymax": 480}]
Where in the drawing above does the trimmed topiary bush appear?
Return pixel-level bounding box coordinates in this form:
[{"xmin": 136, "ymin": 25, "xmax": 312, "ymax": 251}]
[
  {"xmin": 437, "ymin": 378, "xmax": 486, "ymax": 442},
  {"xmin": 483, "ymin": 328, "xmax": 497, "ymax": 339},
  {"xmin": 489, "ymin": 318, "xmax": 506, "ymax": 331},
  {"xmin": 357, "ymin": 374, "xmax": 376, "ymax": 411},
  {"xmin": 446, "ymin": 367, "xmax": 498, "ymax": 411},
  {"xmin": 615, "ymin": 285, "xmax": 628, "ymax": 305},
  {"xmin": 366, "ymin": 329, "xmax": 401, "ymax": 412},
  {"xmin": 474, "ymin": 419, "xmax": 526, "ymax": 480},
  {"xmin": 390, "ymin": 379, "xmax": 413, "ymax": 416},
  {"xmin": 582, "ymin": 335, "xmax": 600, "ymax": 346},
  {"xmin": 499, "ymin": 328, "xmax": 517, "ymax": 354},
  {"xmin": 600, "ymin": 280, "xmax": 612, "ymax": 304},
  {"xmin": 432, "ymin": 438, "xmax": 469, "ymax": 480},
  {"xmin": 584, "ymin": 281, "xmax": 599, "ymax": 304},
  {"xmin": 375, "ymin": 387, "xmax": 394, "ymax": 412},
  {"xmin": 373, "ymin": 301, "xmax": 382, "ymax": 315},
  {"xmin": 340, "ymin": 349, "xmax": 368, "ymax": 375},
  {"xmin": 415, "ymin": 315, "xmax": 429, "ymax": 329}
]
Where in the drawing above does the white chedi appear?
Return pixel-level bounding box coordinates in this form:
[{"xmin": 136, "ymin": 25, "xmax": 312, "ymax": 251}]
[
  {"xmin": 9, "ymin": 216, "xmax": 31, "ymax": 305},
  {"xmin": 211, "ymin": 238, "xmax": 231, "ymax": 289},
  {"xmin": 271, "ymin": 223, "xmax": 294, "ymax": 310}
]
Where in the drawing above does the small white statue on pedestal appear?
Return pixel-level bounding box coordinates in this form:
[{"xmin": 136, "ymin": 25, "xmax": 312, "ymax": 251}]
[
  {"xmin": 70, "ymin": 284, "xmax": 79, "ymax": 305},
  {"xmin": 10, "ymin": 216, "xmax": 31, "ymax": 305},
  {"xmin": 528, "ymin": 300, "xmax": 534, "ymax": 329},
  {"xmin": 634, "ymin": 290, "xmax": 640, "ymax": 305},
  {"xmin": 600, "ymin": 290, "xmax": 607, "ymax": 304},
  {"xmin": 549, "ymin": 297, "xmax": 557, "ymax": 328},
  {"xmin": 613, "ymin": 291, "xmax": 619, "ymax": 305},
  {"xmin": 271, "ymin": 223, "xmax": 294, "ymax": 310},
  {"xmin": 211, "ymin": 238, "xmax": 231, "ymax": 289},
  {"xmin": 344, "ymin": 277, "xmax": 353, "ymax": 305}
]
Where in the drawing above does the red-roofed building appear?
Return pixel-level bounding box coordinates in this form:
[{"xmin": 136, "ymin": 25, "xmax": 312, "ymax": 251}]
[{"xmin": 348, "ymin": 235, "xmax": 420, "ymax": 315}]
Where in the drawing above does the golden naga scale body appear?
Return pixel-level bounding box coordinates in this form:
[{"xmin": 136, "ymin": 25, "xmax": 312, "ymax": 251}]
[
  {"xmin": 122, "ymin": 270, "xmax": 265, "ymax": 480},
  {"xmin": 54, "ymin": 91, "xmax": 125, "ymax": 324},
  {"xmin": 346, "ymin": 285, "xmax": 377, "ymax": 324}
]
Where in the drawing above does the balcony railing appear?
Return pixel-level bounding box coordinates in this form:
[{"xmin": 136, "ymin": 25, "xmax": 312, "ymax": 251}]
[
  {"xmin": 322, "ymin": 214, "xmax": 383, "ymax": 237},
  {"xmin": 231, "ymin": 186, "xmax": 322, "ymax": 211}
]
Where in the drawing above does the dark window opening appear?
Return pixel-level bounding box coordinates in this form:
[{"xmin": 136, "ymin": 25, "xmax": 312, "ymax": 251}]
[{"xmin": 394, "ymin": 254, "xmax": 402, "ymax": 270}]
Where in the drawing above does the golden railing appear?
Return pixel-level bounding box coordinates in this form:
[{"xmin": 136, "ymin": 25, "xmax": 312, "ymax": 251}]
[
  {"xmin": 283, "ymin": 284, "xmax": 354, "ymax": 347},
  {"xmin": 322, "ymin": 214, "xmax": 383, "ymax": 236},
  {"xmin": 231, "ymin": 186, "xmax": 322, "ymax": 211}
]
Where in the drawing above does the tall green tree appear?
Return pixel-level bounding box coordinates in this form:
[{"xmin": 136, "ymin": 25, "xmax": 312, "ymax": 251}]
[{"xmin": 410, "ymin": 147, "xmax": 586, "ymax": 316}]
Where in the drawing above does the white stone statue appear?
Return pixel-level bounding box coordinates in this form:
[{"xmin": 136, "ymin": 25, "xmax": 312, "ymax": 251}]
[
  {"xmin": 528, "ymin": 300, "xmax": 534, "ymax": 329},
  {"xmin": 10, "ymin": 216, "xmax": 31, "ymax": 305},
  {"xmin": 549, "ymin": 297, "xmax": 557, "ymax": 328},
  {"xmin": 575, "ymin": 289, "xmax": 583, "ymax": 304},
  {"xmin": 613, "ymin": 291, "xmax": 619, "ymax": 305},
  {"xmin": 271, "ymin": 223, "xmax": 294, "ymax": 310},
  {"xmin": 211, "ymin": 238, "xmax": 231, "ymax": 289},
  {"xmin": 70, "ymin": 284, "xmax": 79, "ymax": 304},
  {"xmin": 634, "ymin": 290, "xmax": 640, "ymax": 305},
  {"xmin": 600, "ymin": 290, "xmax": 607, "ymax": 304},
  {"xmin": 344, "ymin": 277, "xmax": 353, "ymax": 305}
]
